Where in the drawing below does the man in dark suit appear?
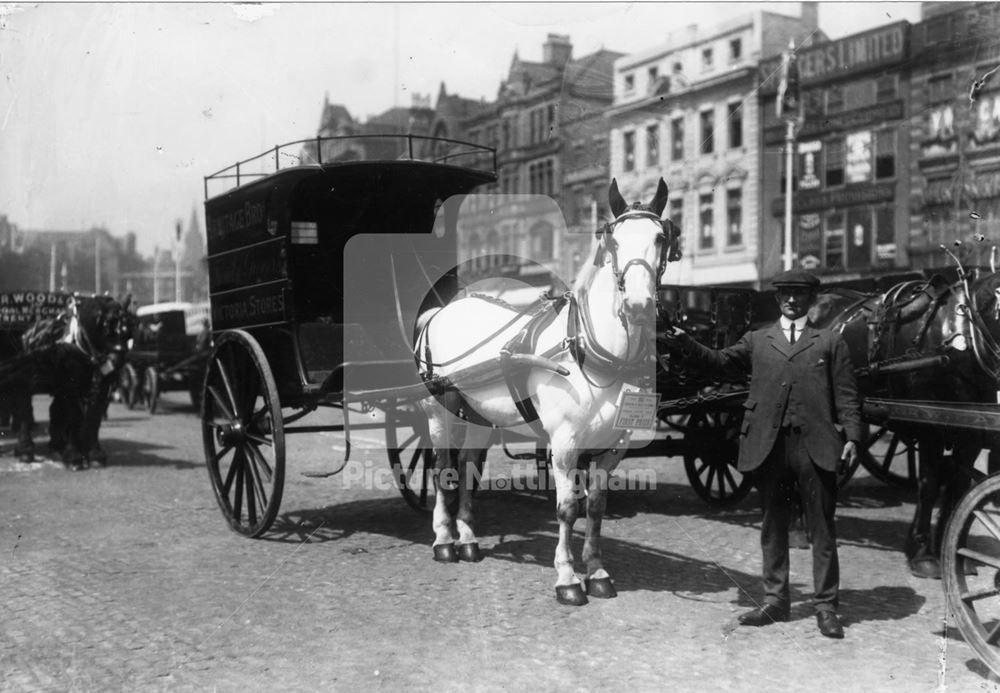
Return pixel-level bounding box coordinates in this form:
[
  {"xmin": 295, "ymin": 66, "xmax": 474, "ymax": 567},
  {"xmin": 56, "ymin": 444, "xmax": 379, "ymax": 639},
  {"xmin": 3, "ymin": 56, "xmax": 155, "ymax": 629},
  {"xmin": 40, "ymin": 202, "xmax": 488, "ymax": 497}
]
[{"xmin": 663, "ymin": 269, "xmax": 861, "ymax": 638}]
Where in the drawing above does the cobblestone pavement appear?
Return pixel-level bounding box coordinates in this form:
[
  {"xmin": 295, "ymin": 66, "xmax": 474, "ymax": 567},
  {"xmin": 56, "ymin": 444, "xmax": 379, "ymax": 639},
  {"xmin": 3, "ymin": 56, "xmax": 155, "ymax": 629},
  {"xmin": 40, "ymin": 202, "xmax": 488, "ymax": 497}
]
[{"xmin": 2, "ymin": 393, "xmax": 1000, "ymax": 692}]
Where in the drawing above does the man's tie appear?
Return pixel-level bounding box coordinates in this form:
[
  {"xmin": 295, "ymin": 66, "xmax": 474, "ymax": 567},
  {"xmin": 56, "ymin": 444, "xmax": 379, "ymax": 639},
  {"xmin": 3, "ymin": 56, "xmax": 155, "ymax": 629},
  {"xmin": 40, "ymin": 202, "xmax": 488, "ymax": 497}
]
[{"xmin": 789, "ymin": 323, "xmax": 796, "ymax": 345}]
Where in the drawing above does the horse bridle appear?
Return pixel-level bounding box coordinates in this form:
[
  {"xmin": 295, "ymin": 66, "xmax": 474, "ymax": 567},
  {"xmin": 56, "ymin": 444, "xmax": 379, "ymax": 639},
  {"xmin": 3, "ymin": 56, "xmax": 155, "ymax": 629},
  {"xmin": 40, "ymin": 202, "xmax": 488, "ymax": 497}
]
[{"xmin": 594, "ymin": 208, "xmax": 680, "ymax": 293}]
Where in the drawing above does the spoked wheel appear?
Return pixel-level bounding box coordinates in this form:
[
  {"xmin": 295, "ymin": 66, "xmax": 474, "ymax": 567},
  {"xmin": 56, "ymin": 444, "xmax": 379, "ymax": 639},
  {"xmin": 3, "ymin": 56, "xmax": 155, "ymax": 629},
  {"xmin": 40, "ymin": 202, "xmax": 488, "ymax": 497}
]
[
  {"xmin": 385, "ymin": 404, "xmax": 437, "ymax": 513},
  {"xmin": 680, "ymin": 410, "xmax": 751, "ymax": 506},
  {"xmin": 202, "ymin": 330, "xmax": 285, "ymax": 538},
  {"xmin": 859, "ymin": 426, "xmax": 918, "ymax": 488},
  {"xmin": 117, "ymin": 363, "xmax": 138, "ymax": 408},
  {"xmin": 943, "ymin": 473, "xmax": 1000, "ymax": 677},
  {"xmin": 143, "ymin": 365, "xmax": 160, "ymax": 414}
]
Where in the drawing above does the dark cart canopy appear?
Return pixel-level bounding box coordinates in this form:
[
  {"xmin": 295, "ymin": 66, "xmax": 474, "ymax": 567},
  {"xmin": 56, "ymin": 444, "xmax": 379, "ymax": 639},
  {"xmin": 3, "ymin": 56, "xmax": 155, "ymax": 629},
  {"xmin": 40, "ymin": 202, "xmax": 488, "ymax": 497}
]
[{"xmin": 203, "ymin": 135, "xmax": 497, "ymax": 400}]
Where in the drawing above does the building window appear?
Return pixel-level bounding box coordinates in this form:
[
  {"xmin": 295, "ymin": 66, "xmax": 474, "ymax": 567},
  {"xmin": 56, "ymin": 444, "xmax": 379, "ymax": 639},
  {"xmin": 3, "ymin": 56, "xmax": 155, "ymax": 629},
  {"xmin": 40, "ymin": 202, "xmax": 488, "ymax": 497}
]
[
  {"xmin": 728, "ymin": 102, "xmax": 742, "ymax": 149},
  {"xmin": 699, "ymin": 193, "xmax": 714, "ymax": 250},
  {"xmin": 824, "ymin": 212, "xmax": 845, "ymax": 269},
  {"xmin": 528, "ymin": 160, "xmax": 554, "ymax": 195},
  {"xmin": 671, "ymin": 117, "xmax": 684, "ymax": 160},
  {"xmin": 874, "ymin": 130, "xmax": 896, "ymax": 179},
  {"xmin": 825, "ymin": 138, "xmax": 845, "ymax": 187},
  {"xmin": 645, "ymin": 124, "xmax": 659, "ymax": 167},
  {"xmin": 670, "ymin": 198, "xmax": 684, "ymax": 237},
  {"xmin": 700, "ymin": 109, "xmax": 714, "ymax": 154},
  {"xmin": 648, "ymin": 66, "xmax": 659, "ymax": 83},
  {"xmin": 875, "ymin": 207, "xmax": 895, "ymax": 267},
  {"xmin": 876, "ymin": 75, "xmax": 898, "ymax": 103},
  {"xmin": 729, "ymin": 38, "xmax": 742, "ymax": 63},
  {"xmin": 826, "ymin": 85, "xmax": 844, "ymax": 114},
  {"xmin": 928, "ymin": 73, "xmax": 954, "ymax": 104},
  {"xmin": 804, "ymin": 90, "xmax": 824, "ymax": 118},
  {"xmin": 925, "ymin": 16, "xmax": 950, "ymax": 44},
  {"xmin": 623, "ymin": 130, "xmax": 636, "ymax": 172},
  {"xmin": 701, "ymin": 48, "xmax": 713, "ymax": 71},
  {"xmin": 624, "ymin": 73, "xmax": 635, "ymax": 92},
  {"xmin": 726, "ymin": 188, "xmax": 742, "ymax": 246},
  {"xmin": 547, "ymin": 104, "xmax": 557, "ymax": 134}
]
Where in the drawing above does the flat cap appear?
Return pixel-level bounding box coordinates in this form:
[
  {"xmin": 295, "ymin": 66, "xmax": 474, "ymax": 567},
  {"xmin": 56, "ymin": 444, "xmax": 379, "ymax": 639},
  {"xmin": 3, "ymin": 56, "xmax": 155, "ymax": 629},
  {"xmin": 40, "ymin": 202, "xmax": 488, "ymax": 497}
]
[{"xmin": 771, "ymin": 268, "xmax": 820, "ymax": 288}]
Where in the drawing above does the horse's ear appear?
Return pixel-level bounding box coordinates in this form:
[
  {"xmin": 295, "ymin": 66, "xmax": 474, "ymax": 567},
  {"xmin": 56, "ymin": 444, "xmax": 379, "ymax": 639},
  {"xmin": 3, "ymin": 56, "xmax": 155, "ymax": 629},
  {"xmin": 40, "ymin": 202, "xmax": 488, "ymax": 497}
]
[
  {"xmin": 608, "ymin": 179, "xmax": 628, "ymax": 218},
  {"xmin": 650, "ymin": 178, "xmax": 669, "ymax": 217}
]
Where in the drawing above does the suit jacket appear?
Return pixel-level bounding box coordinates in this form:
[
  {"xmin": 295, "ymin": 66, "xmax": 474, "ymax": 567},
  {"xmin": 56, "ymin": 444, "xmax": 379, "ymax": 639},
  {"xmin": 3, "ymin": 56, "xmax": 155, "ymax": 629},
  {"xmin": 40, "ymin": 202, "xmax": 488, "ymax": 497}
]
[{"xmin": 681, "ymin": 322, "xmax": 863, "ymax": 472}]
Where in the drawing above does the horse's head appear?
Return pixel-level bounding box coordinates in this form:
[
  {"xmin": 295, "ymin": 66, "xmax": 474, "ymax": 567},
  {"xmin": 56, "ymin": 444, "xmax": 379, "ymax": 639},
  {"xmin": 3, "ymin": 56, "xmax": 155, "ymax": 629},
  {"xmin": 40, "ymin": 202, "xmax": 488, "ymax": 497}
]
[
  {"xmin": 594, "ymin": 177, "xmax": 680, "ymax": 327},
  {"xmin": 71, "ymin": 293, "xmax": 135, "ymax": 366}
]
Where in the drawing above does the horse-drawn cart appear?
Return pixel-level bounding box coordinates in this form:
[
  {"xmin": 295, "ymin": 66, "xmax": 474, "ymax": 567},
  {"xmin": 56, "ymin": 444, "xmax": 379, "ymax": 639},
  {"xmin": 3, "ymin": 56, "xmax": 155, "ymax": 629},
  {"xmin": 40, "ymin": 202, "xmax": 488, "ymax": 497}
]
[
  {"xmin": 121, "ymin": 301, "xmax": 211, "ymax": 413},
  {"xmin": 201, "ymin": 134, "xmax": 498, "ymax": 536}
]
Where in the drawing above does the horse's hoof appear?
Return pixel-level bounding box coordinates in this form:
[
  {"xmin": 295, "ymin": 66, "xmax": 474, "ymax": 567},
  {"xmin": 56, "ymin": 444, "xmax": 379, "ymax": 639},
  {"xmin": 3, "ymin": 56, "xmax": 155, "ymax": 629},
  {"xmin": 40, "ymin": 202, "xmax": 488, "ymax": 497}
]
[
  {"xmin": 433, "ymin": 543, "xmax": 459, "ymax": 563},
  {"xmin": 89, "ymin": 458, "xmax": 106, "ymax": 469},
  {"xmin": 555, "ymin": 583, "xmax": 588, "ymax": 606},
  {"xmin": 909, "ymin": 556, "xmax": 942, "ymax": 580},
  {"xmin": 457, "ymin": 542, "xmax": 483, "ymax": 562},
  {"xmin": 65, "ymin": 461, "xmax": 86, "ymax": 472},
  {"xmin": 15, "ymin": 451, "xmax": 34, "ymax": 463},
  {"xmin": 586, "ymin": 576, "xmax": 617, "ymax": 599}
]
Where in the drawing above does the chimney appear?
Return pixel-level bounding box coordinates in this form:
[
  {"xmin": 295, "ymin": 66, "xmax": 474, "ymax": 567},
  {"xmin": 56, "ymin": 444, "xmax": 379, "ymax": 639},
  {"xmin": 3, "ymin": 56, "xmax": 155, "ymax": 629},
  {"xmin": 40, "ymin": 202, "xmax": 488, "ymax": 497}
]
[
  {"xmin": 543, "ymin": 33, "xmax": 572, "ymax": 67},
  {"xmin": 800, "ymin": 1, "xmax": 818, "ymax": 32}
]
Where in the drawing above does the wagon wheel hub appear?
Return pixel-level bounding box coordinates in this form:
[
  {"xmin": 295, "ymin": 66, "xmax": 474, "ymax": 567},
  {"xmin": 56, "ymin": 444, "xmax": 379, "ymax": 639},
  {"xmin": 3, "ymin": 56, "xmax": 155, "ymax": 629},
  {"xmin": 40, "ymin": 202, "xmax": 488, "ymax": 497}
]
[{"xmin": 216, "ymin": 421, "xmax": 244, "ymax": 447}]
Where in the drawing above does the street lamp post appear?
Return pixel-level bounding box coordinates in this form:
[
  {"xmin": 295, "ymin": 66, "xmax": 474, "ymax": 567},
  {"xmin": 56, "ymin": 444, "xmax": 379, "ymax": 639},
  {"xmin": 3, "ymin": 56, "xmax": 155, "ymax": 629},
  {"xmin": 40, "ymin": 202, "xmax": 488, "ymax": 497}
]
[
  {"xmin": 777, "ymin": 40, "xmax": 801, "ymax": 272},
  {"xmin": 783, "ymin": 119, "xmax": 796, "ymax": 271}
]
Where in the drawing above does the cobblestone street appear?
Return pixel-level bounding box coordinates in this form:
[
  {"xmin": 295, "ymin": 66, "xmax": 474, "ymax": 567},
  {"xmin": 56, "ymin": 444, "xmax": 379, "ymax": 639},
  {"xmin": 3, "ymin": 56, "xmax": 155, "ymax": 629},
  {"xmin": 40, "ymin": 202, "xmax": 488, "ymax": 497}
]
[{"xmin": 2, "ymin": 393, "xmax": 1000, "ymax": 692}]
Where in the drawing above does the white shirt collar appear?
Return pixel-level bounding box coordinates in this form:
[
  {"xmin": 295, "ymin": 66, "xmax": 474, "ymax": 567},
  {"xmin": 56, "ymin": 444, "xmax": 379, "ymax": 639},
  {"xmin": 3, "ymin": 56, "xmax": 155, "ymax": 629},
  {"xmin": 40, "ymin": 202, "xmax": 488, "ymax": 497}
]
[{"xmin": 779, "ymin": 315, "xmax": 809, "ymax": 331}]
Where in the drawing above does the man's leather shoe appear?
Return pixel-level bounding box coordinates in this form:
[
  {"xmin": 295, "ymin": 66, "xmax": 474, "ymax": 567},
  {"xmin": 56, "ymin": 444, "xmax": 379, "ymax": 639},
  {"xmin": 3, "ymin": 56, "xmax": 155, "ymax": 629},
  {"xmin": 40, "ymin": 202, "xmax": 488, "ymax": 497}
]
[
  {"xmin": 738, "ymin": 603, "xmax": 789, "ymax": 627},
  {"xmin": 816, "ymin": 611, "xmax": 844, "ymax": 638}
]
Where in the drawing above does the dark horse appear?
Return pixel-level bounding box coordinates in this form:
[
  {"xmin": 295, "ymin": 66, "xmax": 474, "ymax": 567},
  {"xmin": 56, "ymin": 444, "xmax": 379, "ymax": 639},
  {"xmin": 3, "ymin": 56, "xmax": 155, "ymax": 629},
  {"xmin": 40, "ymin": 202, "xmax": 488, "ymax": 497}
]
[
  {"xmin": 0, "ymin": 293, "xmax": 134, "ymax": 470},
  {"xmin": 810, "ymin": 269, "xmax": 1000, "ymax": 578}
]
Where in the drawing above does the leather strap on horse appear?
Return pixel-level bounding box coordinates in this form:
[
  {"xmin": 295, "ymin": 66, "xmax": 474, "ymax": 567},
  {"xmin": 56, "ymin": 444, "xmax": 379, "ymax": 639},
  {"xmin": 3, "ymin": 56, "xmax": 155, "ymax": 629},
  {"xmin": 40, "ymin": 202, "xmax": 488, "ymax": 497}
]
[{"xmin": 497, "ymin": 293, "xmax": 571, "ymax": 440}]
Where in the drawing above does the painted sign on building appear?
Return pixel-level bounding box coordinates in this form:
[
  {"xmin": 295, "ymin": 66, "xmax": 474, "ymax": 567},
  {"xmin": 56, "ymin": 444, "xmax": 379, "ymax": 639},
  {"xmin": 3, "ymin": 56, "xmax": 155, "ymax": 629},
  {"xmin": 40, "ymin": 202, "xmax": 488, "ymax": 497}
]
[
  {"xmin": 799, "ymin": 141, "xmax": 822, "ymax": 190},
  {"xmin": 759, "ymin": 22, "xmax": 909, "ymax": 92},
  {"xmin": 846, "ymin": 131, "xmax": 872, "ymax": 183}
]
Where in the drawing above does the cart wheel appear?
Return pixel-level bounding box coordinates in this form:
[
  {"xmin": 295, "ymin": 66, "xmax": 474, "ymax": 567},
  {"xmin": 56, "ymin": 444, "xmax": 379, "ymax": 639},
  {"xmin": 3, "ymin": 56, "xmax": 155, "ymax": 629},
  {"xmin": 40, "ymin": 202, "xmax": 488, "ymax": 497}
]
[
  {"xmin": 682, "ymin": 410, "xmax": 751, "ymax": 506},
  {"xmin": 142, "ymin": 365, "xmax": 159, "ymax": 414},
  {"xmin": 943, "ymin": 473, "xmax": 1000, "ymax": 677},
  {"xmin": 385, "ymin": 405, "xmax": 436, "ymax": 513},
  {"xmin": 117, "ymin": 363, "xmax": 138, "ymax": 409},
  {"xmin": 202, "ymin": 330, "xmax": 285, "ymax": 538},
  {"xmin": 859, "ymin": 426, "xmax": 918, "ymax": 488}
]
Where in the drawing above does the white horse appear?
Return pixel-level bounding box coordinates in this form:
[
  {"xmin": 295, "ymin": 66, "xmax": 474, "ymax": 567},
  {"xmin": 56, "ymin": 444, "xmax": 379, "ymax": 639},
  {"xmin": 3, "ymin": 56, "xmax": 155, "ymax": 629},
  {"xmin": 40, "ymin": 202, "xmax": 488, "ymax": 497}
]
[{"xmin": 414, "ymin": 178, "xmax": 678, "ymax": 605}]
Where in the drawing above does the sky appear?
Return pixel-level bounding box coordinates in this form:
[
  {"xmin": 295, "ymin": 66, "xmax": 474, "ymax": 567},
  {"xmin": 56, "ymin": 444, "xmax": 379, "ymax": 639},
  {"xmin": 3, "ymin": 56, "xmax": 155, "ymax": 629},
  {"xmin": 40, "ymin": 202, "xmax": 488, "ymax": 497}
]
[{"xmin": 0, "ymin": 1, "xmax": 923, "ymax": 256}]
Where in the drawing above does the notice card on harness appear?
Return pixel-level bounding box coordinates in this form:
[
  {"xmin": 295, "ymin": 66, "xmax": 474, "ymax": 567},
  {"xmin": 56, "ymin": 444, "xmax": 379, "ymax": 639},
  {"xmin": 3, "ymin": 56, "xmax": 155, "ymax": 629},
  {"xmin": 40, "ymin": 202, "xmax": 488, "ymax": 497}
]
[{"xmin": 613, "ymin": 384, "xmax": 659, "ymax": 430}]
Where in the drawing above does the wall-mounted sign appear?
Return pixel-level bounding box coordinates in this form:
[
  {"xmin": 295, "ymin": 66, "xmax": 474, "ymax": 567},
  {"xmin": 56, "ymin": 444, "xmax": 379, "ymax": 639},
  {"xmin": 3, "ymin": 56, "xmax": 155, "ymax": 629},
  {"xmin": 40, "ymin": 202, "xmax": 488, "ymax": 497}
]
[
  {"xmin": 846, "ymin": 131, "xmax": 872, "ymax": 183},
  {"xmin": 764, "ymin": 100, "xmax": 904, "ymax": 145},
  {"xmin": 970, "ymin": 95, "xmax": 1000, "ymax": 149},
  {"xmin": 799, "ymin": 141, "xmax": 822, "ymax": 190},
  {"xmin": 758, "ymin": 22, "xmax": 909, "ymax": 92},
  {"xmin": 922, "ymin": 105, "xmax": 956, "ymax": 156},
  {"xmin": 771, "ymin": 182, "xmax": 895, "ymax": 217}
]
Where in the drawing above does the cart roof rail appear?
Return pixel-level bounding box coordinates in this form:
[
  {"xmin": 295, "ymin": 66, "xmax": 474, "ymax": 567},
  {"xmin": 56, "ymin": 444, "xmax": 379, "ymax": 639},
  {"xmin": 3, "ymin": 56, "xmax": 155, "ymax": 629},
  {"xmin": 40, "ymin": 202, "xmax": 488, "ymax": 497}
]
[{"xmin": 204, "ymin": 134, "xmax": 497, "ymax": 200}]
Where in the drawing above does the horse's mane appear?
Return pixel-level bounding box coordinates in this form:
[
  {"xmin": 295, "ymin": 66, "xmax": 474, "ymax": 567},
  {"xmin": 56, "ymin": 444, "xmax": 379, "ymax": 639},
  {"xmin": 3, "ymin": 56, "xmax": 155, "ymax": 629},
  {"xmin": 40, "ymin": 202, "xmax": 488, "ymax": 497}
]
[{"xmin": 572, "ymin": 215, "xmax": 615, "ymax": 292}]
